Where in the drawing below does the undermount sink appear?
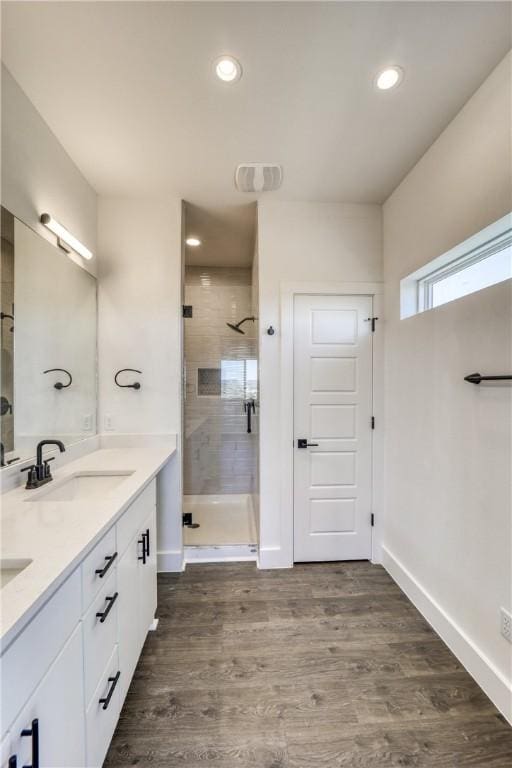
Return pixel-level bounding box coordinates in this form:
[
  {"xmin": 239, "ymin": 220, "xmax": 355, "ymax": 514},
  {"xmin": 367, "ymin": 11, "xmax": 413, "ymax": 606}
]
[
  {"xmin": 27, "ymin": 471, "xmax": 135, "ymax": 502},
  {"xmin": 0, "ymin": 558, "xmax": 33, "ymax": 589}
]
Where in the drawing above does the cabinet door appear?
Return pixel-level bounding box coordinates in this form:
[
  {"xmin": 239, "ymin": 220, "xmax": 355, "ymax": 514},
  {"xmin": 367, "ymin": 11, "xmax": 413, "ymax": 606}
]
[
  {"xmin": 11, "ymin": 625, "xmax": 85, "ymax": 768},
  {"xmin": 117, "ymin": 531, "xmax": 141, "ymax": 705},
  {"xmin": 138, "ymin": 507, "xmax": 157, "ymax": 645},
  {"xmin": 0, "ymin": 731, "xmax": 12, "ymax": 768},
  {"xmin": 118, "ymin": 509, "xmax": 157, "ymax": 704}
]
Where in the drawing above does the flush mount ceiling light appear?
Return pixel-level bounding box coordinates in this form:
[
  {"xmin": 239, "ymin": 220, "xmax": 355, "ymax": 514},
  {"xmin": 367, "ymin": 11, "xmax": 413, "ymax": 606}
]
[
  {"xmin": 375, "ymin": 66, "xmax": 404, "ymax": 91},
  {"xmin": 40, "ymin": 213, "xmax": 93, "ymax": 260},
  {"xmin": 186, "ymin": 237, "xmax": 201, "ymax": 247},
  {"xmin": 215, "ymin": 55, "xmax": 242, "ymax": 83}
]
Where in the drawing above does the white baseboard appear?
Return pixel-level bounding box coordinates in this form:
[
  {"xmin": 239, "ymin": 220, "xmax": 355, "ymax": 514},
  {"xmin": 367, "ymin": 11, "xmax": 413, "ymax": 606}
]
[
  {"xmin": 258, "ymin": 546, "xmax": 292, "ymax": 570},
  {"xmin": 382, "ymin": 546, "xmax": 512, "ymax": 724},
  {"xmin": 157, "ymin": 548, "xmax": 184, "ymax": 572}
]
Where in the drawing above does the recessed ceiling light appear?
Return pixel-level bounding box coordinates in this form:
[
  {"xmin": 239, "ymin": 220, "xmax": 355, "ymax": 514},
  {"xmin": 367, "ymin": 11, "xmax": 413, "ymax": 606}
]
[
  {"xmin": 375, "ymin": 66, "xmax": 404, "ymax": 91},
  {"xmin": 215, "ymin": 56, "xmax": 242, "ymax": 83},
  {"xmin": 186, "ymin": 237, "xmax": 201, "ymax": 247}
]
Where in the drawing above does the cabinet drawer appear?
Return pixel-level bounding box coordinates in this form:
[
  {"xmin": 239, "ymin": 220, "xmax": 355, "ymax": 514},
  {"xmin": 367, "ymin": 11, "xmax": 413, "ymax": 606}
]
[
  {"xmin": 117, "ymin": 480, "xmax": 156, "ymax": 556},
  {"xmin": 86, "ymin": 646, "xmax": 121, "ymax": 768},
  {"xmin": 83, "ymin": 569, "xmax": 118, "ymax": 706},
  {"xmin": 1, "ymin": 567, "xmax": 81, "ymax": 738},
  {"xmin": 82, "ymin": 525, "xmax": 117, "ymax": 612}
]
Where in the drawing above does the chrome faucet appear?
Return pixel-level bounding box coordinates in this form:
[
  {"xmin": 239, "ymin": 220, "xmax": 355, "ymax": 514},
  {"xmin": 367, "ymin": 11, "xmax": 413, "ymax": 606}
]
[{"xmin": 21, "ymin": 440, "xmax": 66, "ymax": 489}]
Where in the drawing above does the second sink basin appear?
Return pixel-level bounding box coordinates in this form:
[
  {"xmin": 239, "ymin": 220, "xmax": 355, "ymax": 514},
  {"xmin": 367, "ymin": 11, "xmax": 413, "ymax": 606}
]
[
  {"xmin": 1, "ymin": 558, "xmax": 33, "ymax": 589},
  {"xmin": 28, "ymin": 471, "xmax": 135, "ymax": 502}
]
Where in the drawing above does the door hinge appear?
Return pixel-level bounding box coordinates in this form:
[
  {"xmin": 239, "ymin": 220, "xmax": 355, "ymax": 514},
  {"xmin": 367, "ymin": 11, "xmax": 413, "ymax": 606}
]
[
  {"xmin": 371, "ymin": 513, "xmax": 375, "ymax": 527},
  {"xmin": 366, "ymin": 316, "xmax": 379, "ymax": 332},
  {"xmin": 182, "ymin": 305, "xmax": 193, "ymax": 318},
  {"xmin": 371, "ymin": 416, "xmax": 375, "ymax": 430}
]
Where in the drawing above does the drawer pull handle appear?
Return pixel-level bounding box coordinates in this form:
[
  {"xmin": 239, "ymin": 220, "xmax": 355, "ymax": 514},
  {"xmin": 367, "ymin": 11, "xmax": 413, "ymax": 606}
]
[
  {"xmin": 138, "ymin": 532, "xmax": 147, "ymax": 564},
  {"xmin": 95, "ymin": 552, "xmax": 117, "ymax": 578},
  {"xmin": 9, "ymin": 756, "xmax": 17, "ymax": 768},
  {"xmin": 99, "ymin": 671, "xmax": 121, "ymax": 710},
  {"xmin": 20, "ymin": 718, "xmax": 39, "ymax": 768},
  {"xmin": 96, "ymin": 592, "xmax": 119, "ymax": 623},
  {"xmin": 144, "ymin": 528, "xmax": 150, "ymax": 558}
]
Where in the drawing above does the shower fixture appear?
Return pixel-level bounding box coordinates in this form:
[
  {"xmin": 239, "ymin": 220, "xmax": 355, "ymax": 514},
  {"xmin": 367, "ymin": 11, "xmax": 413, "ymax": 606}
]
[{"xmin": 226, "ymin": 316, "xmax": 255, "ymax": 335}]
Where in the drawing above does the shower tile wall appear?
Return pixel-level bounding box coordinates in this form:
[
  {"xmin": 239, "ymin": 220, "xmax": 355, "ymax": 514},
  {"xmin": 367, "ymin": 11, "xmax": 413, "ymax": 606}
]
[{"xmin": 184, "ymin": 266, "xmax": 258, "ymax": 495}]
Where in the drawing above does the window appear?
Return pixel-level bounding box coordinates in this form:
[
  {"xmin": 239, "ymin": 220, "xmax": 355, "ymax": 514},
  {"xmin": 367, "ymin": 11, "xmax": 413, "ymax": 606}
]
[
  {"xmin": 401, "ymin": 213, "xmax": 512, "ymax": 318},
  {"xmin": 220, "ymin": 359, "xmax": 258, "ymax": 399}
]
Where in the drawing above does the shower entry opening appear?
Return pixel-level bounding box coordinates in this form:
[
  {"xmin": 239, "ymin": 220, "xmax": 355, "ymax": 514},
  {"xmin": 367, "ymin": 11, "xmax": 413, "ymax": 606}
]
[{"xmin": 182, "ymin": 263, "xmax": 259, "ymax": 561}]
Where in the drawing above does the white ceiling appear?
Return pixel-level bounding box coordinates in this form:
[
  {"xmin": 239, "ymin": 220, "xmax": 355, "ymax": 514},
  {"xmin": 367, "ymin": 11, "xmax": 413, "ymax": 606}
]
[{"xmin": 2, "ymin": 1, "xmax": 511, "ymax": 264}]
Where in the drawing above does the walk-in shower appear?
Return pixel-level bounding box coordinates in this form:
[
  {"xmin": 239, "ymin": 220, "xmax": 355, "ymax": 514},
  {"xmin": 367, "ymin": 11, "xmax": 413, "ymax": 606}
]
[{"xmin": 182, "ymin": 263, "xmax": 259, "ymax": 560}]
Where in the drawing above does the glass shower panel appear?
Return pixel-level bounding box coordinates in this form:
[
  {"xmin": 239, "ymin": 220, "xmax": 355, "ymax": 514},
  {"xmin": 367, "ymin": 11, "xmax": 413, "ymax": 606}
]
[{"xmin": 183, "ymin": 266, "xmax": 259, "ymax": 547}]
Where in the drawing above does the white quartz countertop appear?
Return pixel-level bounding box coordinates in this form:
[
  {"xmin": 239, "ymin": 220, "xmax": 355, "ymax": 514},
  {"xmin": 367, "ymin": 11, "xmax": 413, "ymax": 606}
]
[{"xmin": 0, "ymin": 442, "xmax": 176, "ymax": 651}]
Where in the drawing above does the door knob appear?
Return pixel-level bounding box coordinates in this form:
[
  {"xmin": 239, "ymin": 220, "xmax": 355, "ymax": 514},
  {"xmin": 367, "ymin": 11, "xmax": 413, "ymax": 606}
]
[{"xmin": 297, "ymin": 439, "xmax": 319, "ymax": 448}]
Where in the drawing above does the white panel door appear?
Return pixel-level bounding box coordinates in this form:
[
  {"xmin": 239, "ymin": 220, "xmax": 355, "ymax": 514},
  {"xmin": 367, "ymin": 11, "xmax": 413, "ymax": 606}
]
[{"xmin": 294, "ymin": 294, "xmax": 373, "ymax": 562}]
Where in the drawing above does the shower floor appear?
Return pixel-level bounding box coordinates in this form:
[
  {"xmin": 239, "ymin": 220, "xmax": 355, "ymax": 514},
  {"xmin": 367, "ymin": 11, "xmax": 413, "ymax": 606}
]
[{"xmin": 183, "ymin": 494, "xmax": 257, "ymax": 546}]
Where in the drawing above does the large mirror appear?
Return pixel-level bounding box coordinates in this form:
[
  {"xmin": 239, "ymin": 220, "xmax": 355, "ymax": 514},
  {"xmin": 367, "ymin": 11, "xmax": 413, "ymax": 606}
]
[{"xmin": 1, "ymin": 207, "xmax": 97, "ymax": 467}]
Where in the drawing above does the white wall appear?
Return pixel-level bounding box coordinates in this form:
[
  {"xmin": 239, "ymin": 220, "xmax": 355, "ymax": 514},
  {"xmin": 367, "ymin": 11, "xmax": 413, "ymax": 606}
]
[
  {"xmin": 97, "ymin": 197, "xmax": 183, "ymax": 571},
  {"xmin": 257, "ymin": 201, "xmax": 382, "ymax": 568},
  {"xmin": 382, "ymin": 52, "xmax": 512, "ymax": 720},
  {"xmin": 1, "ymin": 67, "xmax": 97, "ymax": 276}
]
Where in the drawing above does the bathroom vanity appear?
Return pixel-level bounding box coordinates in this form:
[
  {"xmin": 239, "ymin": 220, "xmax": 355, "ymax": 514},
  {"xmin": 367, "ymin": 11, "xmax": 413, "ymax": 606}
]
[
  {"xmin": 0, "ymin": 443, "xmax": 175, "ymax": 768},
  {"xmin": 0, "ymin": 203, "xmax": 177, "ymax": 766}
]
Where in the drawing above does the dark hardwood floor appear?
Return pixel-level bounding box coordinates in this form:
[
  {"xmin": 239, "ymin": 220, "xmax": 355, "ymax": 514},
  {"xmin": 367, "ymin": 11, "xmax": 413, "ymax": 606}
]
[{"xmin": 104, "ymin": 562, "xmax": 512, "ymax": 767}]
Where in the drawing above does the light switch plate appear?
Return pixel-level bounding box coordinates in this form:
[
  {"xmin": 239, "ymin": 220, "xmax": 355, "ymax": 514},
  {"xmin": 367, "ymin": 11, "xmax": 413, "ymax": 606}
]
[
  {"xmin": 500, "ymin": 607, "xmax": 512, "ymax": 643},
  {"xmin": 104, "ymin": 414, "xmax": 114, "ymax": 431}
]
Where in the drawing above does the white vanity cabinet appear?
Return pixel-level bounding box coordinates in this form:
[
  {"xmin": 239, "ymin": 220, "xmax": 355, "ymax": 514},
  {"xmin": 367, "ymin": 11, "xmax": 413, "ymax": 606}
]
[{"xmin": 1, "ymin": 478, "xmax": 158, "ymax": 768}]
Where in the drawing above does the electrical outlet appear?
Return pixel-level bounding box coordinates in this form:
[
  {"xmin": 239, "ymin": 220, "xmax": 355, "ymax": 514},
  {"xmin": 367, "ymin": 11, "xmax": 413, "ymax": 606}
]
[
  {"xmin": 82, "ymin": 414, "xmax": 92, "ymax": 431},
  {"xmin": 500, "ymin": 607, "xmax": 512, "ymax": 643},
  {"xmin": 104, "ymin": 414, "xmax": 114, "ymax": 431}
]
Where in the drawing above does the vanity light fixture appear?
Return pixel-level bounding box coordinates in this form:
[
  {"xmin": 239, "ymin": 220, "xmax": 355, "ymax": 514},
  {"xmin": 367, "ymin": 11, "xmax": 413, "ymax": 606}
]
[
  {"xmin": 375, "ymin": 66, "xmax": 404, "ymax": 91},
  {"xmin": 40, "ymin": 213, "xmax": 93, "ymax": 260},
  {"xmin": 186, "ymin": 237, "xmax": 202, "ymax": 247},
  {"xmin": 214, "ymin": 56, "xmax": 242, "ymax": 83}
]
